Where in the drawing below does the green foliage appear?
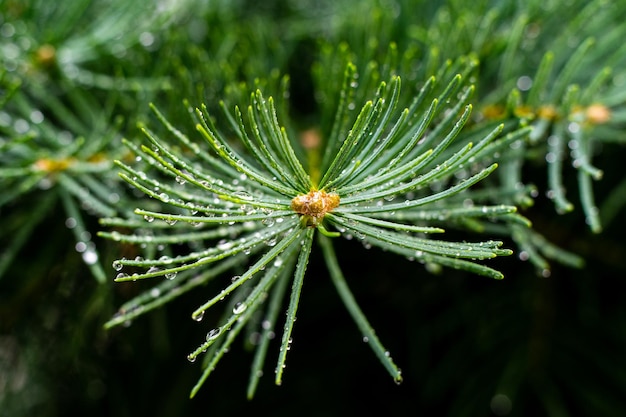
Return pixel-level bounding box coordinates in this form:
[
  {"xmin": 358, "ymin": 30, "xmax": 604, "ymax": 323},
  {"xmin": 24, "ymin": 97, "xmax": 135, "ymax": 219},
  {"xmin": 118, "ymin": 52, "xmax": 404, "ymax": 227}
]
[
  {"xmin": 100, "ymin": 58, "xmax": 525, "ymax": 396},
  {"xmin": 2, "ymin": 0, "xmax": 626, "ymax": 415}
]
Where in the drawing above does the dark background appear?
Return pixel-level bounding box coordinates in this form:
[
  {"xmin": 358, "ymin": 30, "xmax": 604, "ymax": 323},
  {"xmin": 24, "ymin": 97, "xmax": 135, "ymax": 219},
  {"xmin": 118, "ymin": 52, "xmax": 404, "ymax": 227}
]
[
  {"xmin": 3, "ymin": 198, "xmax": 625, "ymax": 416},
  {"xmin": 2, "ymin": 1, "xmax": 626, "ymax": 416}
]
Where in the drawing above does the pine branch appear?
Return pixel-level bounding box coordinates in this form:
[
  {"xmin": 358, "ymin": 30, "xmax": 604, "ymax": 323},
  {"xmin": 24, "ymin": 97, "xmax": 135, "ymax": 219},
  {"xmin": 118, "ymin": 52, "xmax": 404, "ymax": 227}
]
[{"xmin": 99, "ymin": 62, "xmax": 524, "ymax": 396}]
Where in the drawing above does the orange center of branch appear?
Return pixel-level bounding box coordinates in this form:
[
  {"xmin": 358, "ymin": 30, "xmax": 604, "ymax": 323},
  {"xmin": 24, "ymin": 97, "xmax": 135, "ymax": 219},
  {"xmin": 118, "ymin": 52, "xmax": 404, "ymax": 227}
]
[{"xmin": 291, "ymin": 190, "xmax": 340, "ymax": 227}]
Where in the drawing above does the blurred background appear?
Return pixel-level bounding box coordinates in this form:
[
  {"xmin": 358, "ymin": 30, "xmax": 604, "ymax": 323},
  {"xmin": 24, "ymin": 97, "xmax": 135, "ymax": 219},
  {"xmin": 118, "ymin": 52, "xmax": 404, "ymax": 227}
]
[{"xmin": 1, "ymin": 1, "xmax": 625, "ymax": 416}]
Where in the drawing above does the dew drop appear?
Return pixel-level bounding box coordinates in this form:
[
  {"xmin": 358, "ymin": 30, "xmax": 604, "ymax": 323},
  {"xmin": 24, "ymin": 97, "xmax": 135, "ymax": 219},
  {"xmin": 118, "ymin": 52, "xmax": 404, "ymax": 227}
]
[
  {"xmin": 82, "ymin": 249, "xmax": 98, "ymax": 265},
  {"xmin": 143, "ymin": 215, "xmax": 155, "ymax": 223},
  {"xmin": 112, "ymin": 260, "xmax": 123, "ymax": 271},
  {"xmin": 164, "ymin": 271, "xmax": 177, "ymax": 280},
  {"xmin": 159, "ymin": 255, "xmax": 173, "ymax": 264},
  {"xmin": 233, "ymin": 302, "xmax": 247, "ymax": 314},
  {"xmin": 394, "ymin": 371, "xmax": 403, "ymax": 385},
  {"xmin": 262, "ymin": 217, "xmax": 276, "ymax": 227},
  {"xmin": 234, "ymin": 190, "xmax": 253, "ymax": 201},
  {"xmin": 490, "ymin": 394, "xmax": 513, "ymax": 416},
  {"xmin": 516, "ymin": 75, "xmax": 533, "ymax": 91},
  {"xmin": 193, "ymin": 311, "xmax": 204, "ymax": 322},
  {"xmin": 217, "ymin": 240, "xmax": 234, "ymax": 251},
  {"xmin": 65, "ymin": 217, "xmax": 77, "ymax": 229},
  {"xmin": 206, "ymin": 328, "xmax": 221, "ymax": 341},
  {"xmin": 187, "ymin": 354, "xmax": 196, "ymax": 363}
]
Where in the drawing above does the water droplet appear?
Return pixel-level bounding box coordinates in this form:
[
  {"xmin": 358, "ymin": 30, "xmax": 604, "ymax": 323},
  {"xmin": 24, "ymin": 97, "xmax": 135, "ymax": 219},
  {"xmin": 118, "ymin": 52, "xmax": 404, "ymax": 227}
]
[
  {"xmin": 164, "ymin": 271, "xmax": 177, "ymax": 280},
  {"xmin": 233, "ymin": 302, "xmax": 247, "ymax": 314},
  {"xmin": 273, "ymin": 257, "xmax": 283, "ymax": 267},
  {"xmin": 165, "ymin": 218, "xmax": 177, "ymax": 226},
  {"xmin": 193, "ymin": 311, "xmax": 204, "ymax": 322},
  {"xmin": 143, "ymin": 215, "xmax": 155, "ymax": 223},
  {"xmin": 264, "ymin": 236, "xmax": 277, "ymax": 247},
  {"xmin": 545, "ymin": 152, "xmax": 557, "ymax": 163},
  {"xmin": 116, "ymin": 272, "xmax": 129, "ymax": 280},
  {"xmin": 159, "ymin": 255, "xmax": 173, "ymax": 264},
  {"xmin": 187, "ymin": 354, "xmax": 196, "ymax": 363},
  {"xmin": 234, "ymin": 190, "xmax": 253, "ymax": 201},
  {"xmin": 82, "ymin": 249, "xmax": 98, "ymax": 265},
  {"xmin": 516, "ymin": 75, "xmax": 533, "ymax": 91},
  {"xmin": 206, "ymin": 328, "xmax": 221, "ymax": 341},
  {"xmin": 567, "ymin": 122, "xmax": 580, "ymax": 134},
  {"xmin": 217, "ymin": 240, "xmax": 234, "ymax": 251},
  {"xmin": 112, "ymin": 260, "xmax": 123, "ymax": 271},
  {"xmin": 394, "ymin": 371, "xmax": 403, "ymax": 385},
  {"xmin": 262, "ymin": 217, "xmax": 276, "ymax": 227},
  {"xmin": 362, "ymin": 336, "xmax": 369, "ymax": 343},
  {"xmin": 490, "ymin": 394, "xmax": 513, "ymax": 416}
]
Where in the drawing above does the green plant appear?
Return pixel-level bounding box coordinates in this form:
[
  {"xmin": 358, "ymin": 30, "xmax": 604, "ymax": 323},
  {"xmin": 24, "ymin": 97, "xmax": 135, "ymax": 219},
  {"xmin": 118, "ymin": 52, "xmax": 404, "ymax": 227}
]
[
  {"xmin": 0, "ymin": 0, "xmax": 189, "ymax": 282},
  {"xmin": 3, "ymin": 1, "xmax": 626, "ymax": 415},
  {"xmin": 98, "ymin": 51, "xmax": 537, "ymax": 397}
]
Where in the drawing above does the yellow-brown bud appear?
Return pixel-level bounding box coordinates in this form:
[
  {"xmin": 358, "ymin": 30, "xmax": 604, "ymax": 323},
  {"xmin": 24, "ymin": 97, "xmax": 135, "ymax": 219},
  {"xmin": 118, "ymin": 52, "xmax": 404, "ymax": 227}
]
[{"xmin": 291, "ymin": 190, "xmax": 340, "ymax": 227}]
